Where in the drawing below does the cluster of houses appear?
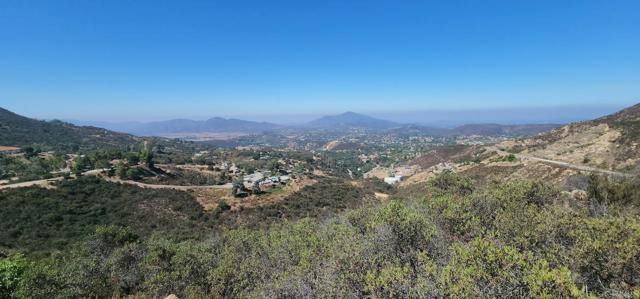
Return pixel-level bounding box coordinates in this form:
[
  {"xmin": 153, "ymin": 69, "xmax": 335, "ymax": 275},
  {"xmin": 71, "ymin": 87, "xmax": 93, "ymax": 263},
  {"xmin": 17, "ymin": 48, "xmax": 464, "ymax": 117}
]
[
  {"xmin": 243, "ymin": 171, "xmax": 290, "ymax": 189},
  {"xmin": 233, "ymin": 171, "xmax": 292, "ymax": 197}
]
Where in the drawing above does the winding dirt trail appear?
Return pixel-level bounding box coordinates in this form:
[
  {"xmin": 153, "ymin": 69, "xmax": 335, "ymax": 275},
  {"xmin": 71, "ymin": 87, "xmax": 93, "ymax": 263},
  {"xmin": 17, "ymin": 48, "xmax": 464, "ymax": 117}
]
[
  {"xmin": 103, "ymin": 177, "xmax": 232, "ymax": 190},
  {"xmin": 0, "ymin": 177, "xmax": 64, "ymax": 190},
  {"xmin": 1, "ymin": 168, "xmax": 233, "ymax": 191},
  {"xmin": 490, "ymin": 147, "xmax": 634, "ymax": 178}
]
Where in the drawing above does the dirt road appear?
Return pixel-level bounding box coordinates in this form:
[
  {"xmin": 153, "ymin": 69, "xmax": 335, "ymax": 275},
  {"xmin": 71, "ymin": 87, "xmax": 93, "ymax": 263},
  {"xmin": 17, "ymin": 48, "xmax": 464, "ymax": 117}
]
[
  {"xmin": 490, "ymin": 147, "xmax": 634, "ymax": 178},
  {"xmin": 0, "ymin": 177, "xmax": 64, "ymax": 190},
  {"xmin": 103, "ymin": 177, "xmax": 233, "ymax": 190},
  {"xmin": 1, "ymin": 168, "xmax": 233, "ymax": 191}
]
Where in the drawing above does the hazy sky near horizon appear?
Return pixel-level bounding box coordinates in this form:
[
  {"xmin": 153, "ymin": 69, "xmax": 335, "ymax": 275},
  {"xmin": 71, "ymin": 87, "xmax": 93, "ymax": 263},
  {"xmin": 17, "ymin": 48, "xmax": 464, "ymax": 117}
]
[{"xmin": 1, "ymin": 0, "xmax": 639, "ymax": 122}]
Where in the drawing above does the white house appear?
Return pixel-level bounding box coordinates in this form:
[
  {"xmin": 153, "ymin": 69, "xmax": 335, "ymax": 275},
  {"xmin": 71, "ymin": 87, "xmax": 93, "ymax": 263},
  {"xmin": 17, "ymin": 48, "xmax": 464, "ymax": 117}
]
[{"xmin": 384, "ymin": 175, "xmax": 403, "ymax": 185}]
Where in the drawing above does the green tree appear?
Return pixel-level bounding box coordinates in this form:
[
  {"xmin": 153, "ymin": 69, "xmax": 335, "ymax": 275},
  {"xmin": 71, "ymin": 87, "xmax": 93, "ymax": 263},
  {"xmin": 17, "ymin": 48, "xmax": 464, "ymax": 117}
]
[
  {"xmin": 126, "ymin": 152, "xmax": 140, "ymax": 165},
  {"xmin": 22, "ymin": 147, "xmax": 36, "ymax": 158},
  {"xmin": 252, "ymin": 181, "xmax": 261, "ymax": 195},
  {"xmin": 72, "ymin": 155, "xmax": 91, "ymax": 176},
  {"xmin": 115, "ymin": 161, "xmax": 128, "ymax": 179},
  {"xmin": 0, "ymin": 253, "xmax": 27, "ymax": 298},
  {"xmin": 232, "ymin": 181, "xmax": 245, "ymax": 197},
  {"xmin": 126, "ymin": 168, "xmax": 142, "ymax": 180},
  {"xmin": 139, "ymin": 150, "xmax": 154, "ymax": 168}
]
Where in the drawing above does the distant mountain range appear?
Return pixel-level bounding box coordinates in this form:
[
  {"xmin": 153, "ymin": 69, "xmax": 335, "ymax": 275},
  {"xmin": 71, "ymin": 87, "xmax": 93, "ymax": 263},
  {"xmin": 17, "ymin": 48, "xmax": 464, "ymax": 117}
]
[
  {"xmin": 450, "ymin": 123, "xmax": 561, "ymax": 137},
  {"xmin": 68, "ymin": 111, "xmax": 561, "ymax": 137},
  {"xmin": 70, "ymin": 112, "xmax": 399, "ymax": 135},
  {"xmin": 114, "ymin": 117, "xmax": 281, "ymax": 136},
  {"xmin": 306, "ymin": 111, "xmax": 400, "ymax": 131}
]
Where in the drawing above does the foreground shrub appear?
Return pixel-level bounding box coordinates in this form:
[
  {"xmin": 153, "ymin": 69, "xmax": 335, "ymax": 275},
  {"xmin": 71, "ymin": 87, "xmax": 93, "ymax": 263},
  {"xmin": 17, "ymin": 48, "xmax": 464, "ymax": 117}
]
[
  {"xmin": 6, "ymin": 172, "xmax": 640, "ymax": 298},
  {"xmin": 438, "ymin": 238, "xmax": 584, "ymax": 298},
  {"xmin": 0, "ymin": 254, "xmax": 27, "ymax": 299},
  {"xmin": 570, "ymin": 216, "xmax": 640, "ymax": 294}
]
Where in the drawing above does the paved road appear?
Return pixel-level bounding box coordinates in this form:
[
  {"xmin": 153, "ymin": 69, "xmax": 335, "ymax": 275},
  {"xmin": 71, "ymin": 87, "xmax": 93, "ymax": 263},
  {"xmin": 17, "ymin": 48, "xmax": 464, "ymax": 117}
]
[{"xmin": 491, "ymin": 147, "xmax": 634, "ymax": 178}]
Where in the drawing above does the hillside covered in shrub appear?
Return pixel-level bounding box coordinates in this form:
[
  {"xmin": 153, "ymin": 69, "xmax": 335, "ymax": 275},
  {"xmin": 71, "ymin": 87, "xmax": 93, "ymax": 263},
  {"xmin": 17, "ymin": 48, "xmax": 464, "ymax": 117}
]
[
  {"xmin": 0, "ymin": 107, "xmax": 140, "ymax": 152},
  {"xmin": 0, "ymin": 177, "xmax": 215, "ymax": 256},
  {"xmin": 1, "ymin": 172, "xmax": 639, "ymax": 298}
]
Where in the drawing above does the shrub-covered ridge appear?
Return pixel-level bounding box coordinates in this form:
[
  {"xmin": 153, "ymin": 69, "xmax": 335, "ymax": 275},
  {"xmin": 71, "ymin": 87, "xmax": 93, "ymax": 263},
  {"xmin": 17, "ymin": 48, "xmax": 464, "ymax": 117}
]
[{"xmin": 1, "ymin": 172, "xmax": 639, "ymax": 298}]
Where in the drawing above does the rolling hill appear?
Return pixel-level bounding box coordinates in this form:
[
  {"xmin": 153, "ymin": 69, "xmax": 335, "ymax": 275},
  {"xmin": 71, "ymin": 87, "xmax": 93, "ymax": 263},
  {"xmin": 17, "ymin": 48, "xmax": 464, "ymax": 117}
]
[
  {"xmin": 307, "ymin": 111, "xmax": 399, "ymax": 131},
  {"xmin": 71, "ymin": 117, "xmax": 281, "ymax": 136},
  {"xmin": 387, "ymin": 123, "xmax": 561, "ymax": 137},
  {"xmin": 451, "ymin": 123, "xmax": 561, "ymax": 137},
  {"xmin": 0, "ymin": 107, "xmax": 139, "ymax": 152},
  {"xmin": 509, "ymin": 102, "xmax": 640, "ymax": 172},
  {"xmin": 405, "ymin": 103, "xmax": 640, "ymax": 187},
  {"xmin": 69, "ymin": 111, "xmax": 562, "ymax": 137}
]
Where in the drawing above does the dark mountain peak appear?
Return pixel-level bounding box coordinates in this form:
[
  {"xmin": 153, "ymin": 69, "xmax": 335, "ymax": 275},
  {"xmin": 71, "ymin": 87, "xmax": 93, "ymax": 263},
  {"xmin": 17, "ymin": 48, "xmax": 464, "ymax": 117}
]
[
  {"xmin": 207, "ymin": 116, "xmax": 226, "ymax": 121},
  {"xmin": 308, "ymin": 112, "xmax": 398, "ymax": 130},
  {"xmin": 0, "ymin": 107, "xmax": 15, "ymax": 115},
  {"xmin": 0, "ymin": 107, "xmax": 29, "ymax": 122},
  {"xmin": 0, "ymin": 107, "xmax": 137, "ymax": 151},
  {"xmin": 336, "ymin": 111, "xmax": 375, "ymax": 119}
]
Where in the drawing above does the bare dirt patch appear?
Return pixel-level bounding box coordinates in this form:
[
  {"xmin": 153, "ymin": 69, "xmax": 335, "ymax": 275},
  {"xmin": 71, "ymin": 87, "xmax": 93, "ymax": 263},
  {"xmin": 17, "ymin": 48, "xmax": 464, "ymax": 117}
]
[
  {"xmin": 222, "ymin": 178, "xmax": 318, "ymax": 212},
  {"xmin": 0, "ymin": 146, "xmax": 20, "ymax": 152},
  {"xmin": 374, "ymin": 192, "xmax": 390, "ymax": 200}
]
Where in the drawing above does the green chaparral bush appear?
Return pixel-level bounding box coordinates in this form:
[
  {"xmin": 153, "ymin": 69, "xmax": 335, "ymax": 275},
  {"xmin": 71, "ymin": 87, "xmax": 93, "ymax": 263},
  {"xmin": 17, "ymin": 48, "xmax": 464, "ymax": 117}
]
[
  {"xmin": 4, "ymin": 171, "xmax": 639, "ymax": 298},
  {"xmin": 587, "ymin": 174, "xmax": 640, "ymax": 207},
  {"xmin": 0, "ymin": 154, "xmax": 66, "ymax": 182},
  {"xmin": 0, "ymin": 177, "xmax": 214, "ymax": 255},
  {"xmin": 437, "ymin": 237, "xmax": 584, "ymax": 298},
  {"xmin": 0, "ymin": 254, "xmax": 27, "ymax": 299},
  {"xmin": 569, "ymin": 216, "xmax": 640, "ymax": 294}
]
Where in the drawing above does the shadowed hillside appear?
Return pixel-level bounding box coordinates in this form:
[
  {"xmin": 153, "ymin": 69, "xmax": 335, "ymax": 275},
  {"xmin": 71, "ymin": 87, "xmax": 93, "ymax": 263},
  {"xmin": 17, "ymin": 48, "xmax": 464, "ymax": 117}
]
[
  {"xmin": 0, "ymin": 108, "xmax": 138, "ymax": 151},
  {"xmin": 0, "ymin": 177, "xmax": 213, "ymax": 255}
]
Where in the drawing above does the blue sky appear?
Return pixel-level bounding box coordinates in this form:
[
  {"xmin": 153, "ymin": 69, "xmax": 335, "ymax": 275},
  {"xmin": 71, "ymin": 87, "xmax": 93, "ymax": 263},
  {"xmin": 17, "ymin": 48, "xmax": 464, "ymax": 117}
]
[{"xmin": 0, "ymin": 0, "xmax": 639, "ymax": 122}]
